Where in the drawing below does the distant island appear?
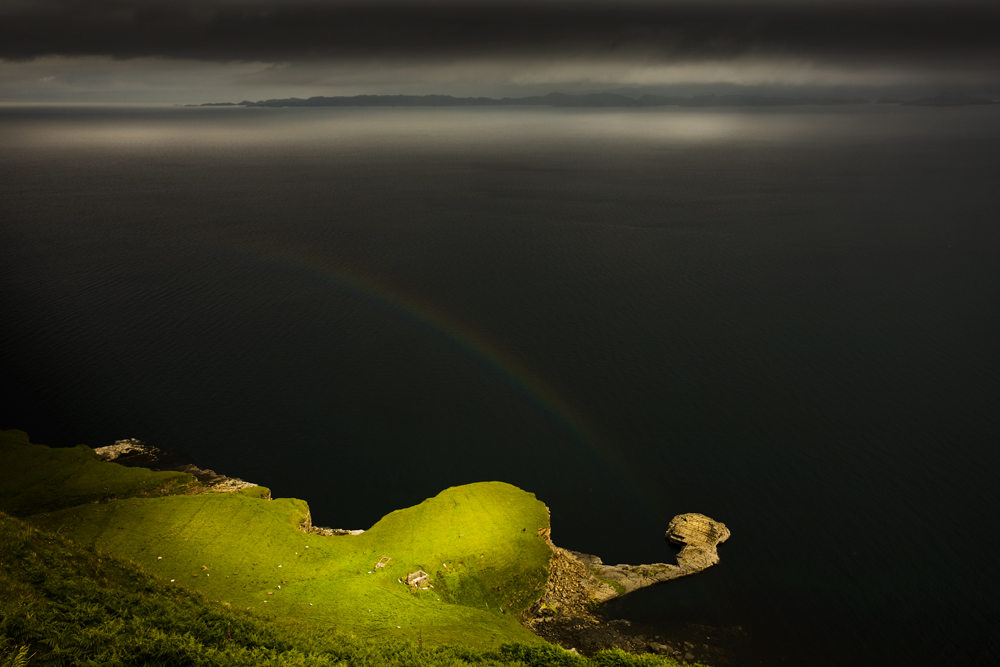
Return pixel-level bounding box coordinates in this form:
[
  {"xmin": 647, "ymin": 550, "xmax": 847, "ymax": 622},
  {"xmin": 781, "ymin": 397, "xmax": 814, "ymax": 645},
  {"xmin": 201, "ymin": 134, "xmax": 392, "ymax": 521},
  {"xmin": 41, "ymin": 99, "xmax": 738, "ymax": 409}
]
[
  {"xmin": 191, "ymin": 91, "xmax": 997, "ymax": 109},
  {"xmin": 901, "ymin": 92, "xmax": 999, "ymax": 106}
]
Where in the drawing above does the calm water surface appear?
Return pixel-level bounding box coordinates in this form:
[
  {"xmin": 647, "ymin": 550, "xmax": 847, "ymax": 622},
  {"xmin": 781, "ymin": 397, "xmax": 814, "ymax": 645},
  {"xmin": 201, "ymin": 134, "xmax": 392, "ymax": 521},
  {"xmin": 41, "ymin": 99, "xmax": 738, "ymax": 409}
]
[{"xmin": 2, "ymin": 105, "xmax": 998, "ymax": 665}]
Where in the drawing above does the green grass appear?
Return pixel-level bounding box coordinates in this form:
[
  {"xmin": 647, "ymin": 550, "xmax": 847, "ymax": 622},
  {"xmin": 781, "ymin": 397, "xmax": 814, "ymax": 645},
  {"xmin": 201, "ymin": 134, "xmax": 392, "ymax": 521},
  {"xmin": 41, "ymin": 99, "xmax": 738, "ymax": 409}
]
[
  {"xmin": 28, "ymin": 482, "xmax": 550, "ymax": 647},
  {"xmin": 0, "ymin": 510, "xmax": 690, "ymax": 666},
  {"xmin": 0, "ymin": 430, "xmax": 549, "ymax": 647},
  {"xmin": 593, "ymin": 574, "xmax": 626, "ymax": 597},
  {"xmin": 0, "ymin": 429, "xmax": 694, "ymax": 666}
]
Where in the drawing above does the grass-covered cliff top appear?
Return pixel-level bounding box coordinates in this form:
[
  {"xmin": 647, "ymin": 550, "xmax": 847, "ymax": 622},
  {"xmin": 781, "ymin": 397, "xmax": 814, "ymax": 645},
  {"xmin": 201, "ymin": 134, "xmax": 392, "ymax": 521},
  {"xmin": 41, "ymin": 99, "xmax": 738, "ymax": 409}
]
[
  {"xmin": 0, "ymin": 429, "xmax": 695, "ymax": 666},
  {"xmin": 0, "ymin": 510, "xmax": 682, "ymax": 667}
]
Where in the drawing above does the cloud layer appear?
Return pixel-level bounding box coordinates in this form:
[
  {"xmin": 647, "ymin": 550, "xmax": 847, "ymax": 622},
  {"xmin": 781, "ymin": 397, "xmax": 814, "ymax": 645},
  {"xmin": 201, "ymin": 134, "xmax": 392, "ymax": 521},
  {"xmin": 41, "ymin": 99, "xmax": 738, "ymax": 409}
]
[
  {"xmin": 2, "ymin": 1, "xmax": 998, "ymax": 101},
  {"xmin": 3, "ymin": 1, "xmax": 999, "ymax": 65}
]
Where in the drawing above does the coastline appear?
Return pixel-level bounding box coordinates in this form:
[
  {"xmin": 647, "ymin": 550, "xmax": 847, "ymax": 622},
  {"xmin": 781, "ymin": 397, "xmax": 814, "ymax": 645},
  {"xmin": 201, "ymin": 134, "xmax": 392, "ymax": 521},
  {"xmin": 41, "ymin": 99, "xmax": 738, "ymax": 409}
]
[
  {"xmin": 522, "ymin": 515, "xmax": 732, "ymax": 661},
  {"xmin": 93, "ymin": 437, "xmax": 733, "ymax": 661}
]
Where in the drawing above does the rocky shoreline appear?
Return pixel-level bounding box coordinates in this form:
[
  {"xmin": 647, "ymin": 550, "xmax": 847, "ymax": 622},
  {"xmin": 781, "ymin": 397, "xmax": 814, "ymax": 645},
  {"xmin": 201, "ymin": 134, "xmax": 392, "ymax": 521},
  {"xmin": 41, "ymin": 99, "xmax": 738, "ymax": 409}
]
[
  {"xmin": 96, "ymin": 438, "xmax": 732, "ymax": 661},
  {"xmin": 521, "ymin": 512, "xmax": 731, "ymax": 661}
]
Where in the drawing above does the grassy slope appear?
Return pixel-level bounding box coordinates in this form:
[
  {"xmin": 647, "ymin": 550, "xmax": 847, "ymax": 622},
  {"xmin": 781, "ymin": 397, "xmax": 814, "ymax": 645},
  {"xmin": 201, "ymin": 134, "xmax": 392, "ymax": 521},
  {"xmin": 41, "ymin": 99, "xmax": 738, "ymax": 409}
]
[
  {"xmin": 1, "ymin": 511, "xmax": 686, "ymax": 667},
  {"xmin": 29, "ymin": 484, "xmax": 551, "ymax": 647},
  {"xmin": 1, "ymin": 430, "xmax": 551, "ymax": 648},
  {"xmin": 0, "ymin": 430, "xmax": 193, "ymax": 516}
]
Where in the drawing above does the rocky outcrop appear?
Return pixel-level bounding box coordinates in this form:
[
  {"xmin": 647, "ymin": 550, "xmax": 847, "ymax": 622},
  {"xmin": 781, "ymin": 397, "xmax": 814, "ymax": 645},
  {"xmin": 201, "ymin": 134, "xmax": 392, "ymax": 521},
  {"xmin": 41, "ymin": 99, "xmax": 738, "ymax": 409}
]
[
  {"xmin": 94, "ymin": 439, "xmax": 260, "ymax": 494},
  {"xmin": 306, "ymin": 526, "xmax": 365, "ymax": 536},
  {"xmin": 524, "ymin": 513, "xmax": 729, "ymax": 625},
  {"xmin": 93, "ymin": 438, "xmax": 155, "ymax": 462},
  {"xmin": 296, "ymin": 508, "xmax": 365, "ymax": 536},
  {"xmin": 170, "ymin": 463, "xmax": 260, "ymax": 493},
  {"xmin": 666, "ymin": 512, "xmax": 731, "ymax": 570},
  {"xmin": 582, "ymin": 513, "xmax": 730, "ymax": 601}
]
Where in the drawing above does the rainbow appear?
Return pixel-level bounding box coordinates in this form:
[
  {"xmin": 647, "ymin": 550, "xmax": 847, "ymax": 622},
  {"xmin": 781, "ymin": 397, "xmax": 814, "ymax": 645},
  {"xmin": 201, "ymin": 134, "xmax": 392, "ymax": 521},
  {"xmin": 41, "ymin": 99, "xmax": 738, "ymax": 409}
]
[{"xmin": 240, "ymin": 240, "xmax": 606, "ymax": 455}]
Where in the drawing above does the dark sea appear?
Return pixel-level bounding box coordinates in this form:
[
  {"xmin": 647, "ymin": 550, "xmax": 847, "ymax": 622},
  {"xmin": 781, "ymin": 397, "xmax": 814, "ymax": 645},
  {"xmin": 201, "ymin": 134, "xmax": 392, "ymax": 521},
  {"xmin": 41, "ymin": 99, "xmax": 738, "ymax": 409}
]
[{"xmin": 2, "ymin": 104, "xmax": 998, "ymax": 665}]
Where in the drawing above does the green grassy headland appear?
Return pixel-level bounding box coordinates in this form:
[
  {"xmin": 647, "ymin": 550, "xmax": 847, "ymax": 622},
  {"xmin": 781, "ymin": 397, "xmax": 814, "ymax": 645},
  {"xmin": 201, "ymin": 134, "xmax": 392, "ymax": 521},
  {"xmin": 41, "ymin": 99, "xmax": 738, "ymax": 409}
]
[{"xmin": 0, "ymin": 429, "xmax": 693, "ymax": 666}]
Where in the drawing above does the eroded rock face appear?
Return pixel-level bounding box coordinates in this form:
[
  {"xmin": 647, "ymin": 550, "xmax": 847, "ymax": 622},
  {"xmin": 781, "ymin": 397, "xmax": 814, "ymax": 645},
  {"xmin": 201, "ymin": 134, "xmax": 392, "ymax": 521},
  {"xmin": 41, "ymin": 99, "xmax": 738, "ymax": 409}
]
[
  {"xmin": 93, "ymin": 438, "xmax": 156, "ymax": 462},
  {"xmin": 170, "ymin": 463, "xmax": 260, "ymax": 493},
  {"xmin": 307, "ymin": 526, "xmax": 365, "ymax": 536},
  {"xmin": 577, "ymin": 513, "xmax": 729, "ymax": 603},
  {"xmin": 667, "ymin": 512, "xmax": 731, "ymax": 572},
  {"xmin": 524, "ymin": 513, "xmax": 730, "ymax": 626}
]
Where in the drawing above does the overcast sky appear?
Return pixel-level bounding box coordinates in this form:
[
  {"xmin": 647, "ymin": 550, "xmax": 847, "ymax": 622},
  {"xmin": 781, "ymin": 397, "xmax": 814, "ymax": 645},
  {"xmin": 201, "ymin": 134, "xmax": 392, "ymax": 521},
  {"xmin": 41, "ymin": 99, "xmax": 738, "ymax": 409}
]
[{"xmin": 2, "ymin": 0, "xmax": 999, "ymax": 103}]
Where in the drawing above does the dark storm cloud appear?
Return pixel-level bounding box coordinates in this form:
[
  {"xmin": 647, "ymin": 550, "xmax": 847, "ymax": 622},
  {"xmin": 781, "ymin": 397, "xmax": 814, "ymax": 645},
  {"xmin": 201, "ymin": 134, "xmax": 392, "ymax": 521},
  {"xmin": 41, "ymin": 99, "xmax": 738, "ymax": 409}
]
[{"xmin": 2, "ymin": 1, "xmax": 999, "ymax": 68}]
